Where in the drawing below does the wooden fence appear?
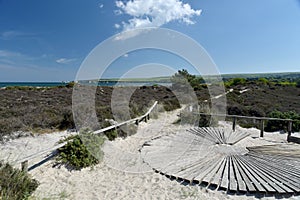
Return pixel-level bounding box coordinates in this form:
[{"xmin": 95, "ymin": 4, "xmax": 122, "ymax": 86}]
[
  {"xmin": 195, "ymin": 113, "xmax": 295, "ymax": 141},
  {"xmin": 15, "ymin": 101, "xmax": 158, "ymax": 172}
]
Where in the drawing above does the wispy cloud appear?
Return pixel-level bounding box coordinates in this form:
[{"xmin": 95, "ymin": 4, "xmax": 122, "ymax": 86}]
[
  {"xmin": 115, "ymin": 0, "xmax": 201, "ymax": 31},
  {"xmin": 0, "ymin": 50, "xmax": 45, "ymax": 71},
  {"xmin": 0, "ymin": 30, "xmax": 36, "ymax": 40},
  {"xmin": 56, "ymin": 58, "xmax": 77, "ymax": 64},
  {"xmin": 0, "ymin": 49, "xmax": 21, "ymax": 57},
  {"xmin": 99, "ymin": 3, "xmax": 104, "ymax": 8},
  {"xmin": 0, "ymin": 49, "xmax": 79, "ymax": 81}
]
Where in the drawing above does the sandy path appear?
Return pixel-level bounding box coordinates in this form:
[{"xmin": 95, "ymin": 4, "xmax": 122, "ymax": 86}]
[{"xmin": 1, "ymin": 108, "xmax": 299, "ymax": 200}]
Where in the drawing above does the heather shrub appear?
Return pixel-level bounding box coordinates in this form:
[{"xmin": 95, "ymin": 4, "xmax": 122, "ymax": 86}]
[
  {"xmin": 56, "ymin": 129, "xmax": 105, "ymax": 170},
  {"xmin": 0, "ymin": 161, "xmax": 39, "ymax": 200}
]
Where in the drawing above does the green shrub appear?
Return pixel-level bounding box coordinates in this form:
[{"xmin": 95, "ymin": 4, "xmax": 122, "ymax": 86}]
[
  {"xmin": 257, "ymin": 78, "xmax": 269, "ymax": 85},
  {"xmin": 225, "ymin": 78, "xmax": 247, "ymax": 87},
  {"xmin": 56, "ymin": 129, "xmax": 105, "ymax": 170},
  {"xmin": 265, "ymin": 110, "xmax": 300, "ymax": 132},
  {"xmin": 65, "ymin": 81, "xmax": 75, "ymax": 88},
  {"xmin": 170, "ymin": 69, "xmax": 204, "ymax": 89},
  {"xmin": 0, "ymin": 161, "xmax": 39, "ymax": 200},
  {"xmin": 104, "ymin": 129, "xmax": 118, "ymax": 141}
]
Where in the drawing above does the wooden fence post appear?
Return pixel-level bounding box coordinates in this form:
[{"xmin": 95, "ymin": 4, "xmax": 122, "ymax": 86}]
[
  {"xmin": 21, "ymin": 161, "xmax": 28, "ymax": 172},
  {"xmin": 260, "ymin": 120, "xmax": 265, "ymax": 137},
  {"xmin": 287, "ymin": 121, "xmax": 293, "ymax": 142},
  {"xmin": 232, "ymin": 117, "xmax": 236, "ymax": 132}
]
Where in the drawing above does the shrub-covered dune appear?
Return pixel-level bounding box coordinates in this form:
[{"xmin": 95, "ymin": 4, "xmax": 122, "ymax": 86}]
[{"xmin": 0, "ymin": 82, "xmax": 299, "ymax": 139}]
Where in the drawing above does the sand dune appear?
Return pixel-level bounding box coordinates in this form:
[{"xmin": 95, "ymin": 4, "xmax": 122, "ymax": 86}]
[{"xmin": 1, "ymin": 108, "xmax": 299, "ymax": 200}]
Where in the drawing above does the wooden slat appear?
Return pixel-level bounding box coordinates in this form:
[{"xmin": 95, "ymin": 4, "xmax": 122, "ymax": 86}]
[
  {"xmin": 242, "ymin": 155, "xmax": 295, "ymax": 193},
  {"xmin": 228, "ymin": 157, "xmax": 237, "ymax": 191},
  {"xmin": 237, "ymin": 156, "xmax": 277, "ymax": 193},
  {"xmin": 231, "ymin": 156, "xmax": 247, "ymax": 192},
  {"xmin": 141, "ymin": 127, "xmax": 300, "ymax": 195},
  {"xmin": 232, "ymin": 156, "xmax": 256, "ymax": 192}
]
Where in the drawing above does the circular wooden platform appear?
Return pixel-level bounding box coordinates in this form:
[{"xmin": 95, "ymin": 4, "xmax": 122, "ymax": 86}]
[{"xmin": 141, "ymin": 127, "xmax": 300, "ymax": 194}]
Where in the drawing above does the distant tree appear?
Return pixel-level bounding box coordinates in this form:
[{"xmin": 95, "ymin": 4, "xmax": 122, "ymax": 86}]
[
  {"xmin": 225, "ymin": 78, "xmax": 246, "ymax": 87},
  {"xmin": 257, "ymin": 78, "xmax": 269, "ymax": 85},
  {"xmin": 232, "ymin": 78, "xmax": 246, "ymax": 85},
  {"xmin": 171, "ymin": 69, "xmax": 204, "ymax": 89}
]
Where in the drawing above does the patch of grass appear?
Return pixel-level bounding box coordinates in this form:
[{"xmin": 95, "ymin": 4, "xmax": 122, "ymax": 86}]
[{"xmin": 0, "ymin": 161, "xmax": 39, "ymax": 200}]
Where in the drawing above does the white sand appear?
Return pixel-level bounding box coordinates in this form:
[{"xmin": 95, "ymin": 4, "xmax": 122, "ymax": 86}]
[{"xmin": 1, "ymin": 109, "xmax": 300, "ymax": 200}]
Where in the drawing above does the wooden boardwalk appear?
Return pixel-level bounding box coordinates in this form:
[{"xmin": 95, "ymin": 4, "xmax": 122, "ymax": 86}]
[{"xmin": 141, "ymin": 127, "xmax": 300, "ymax": 194}]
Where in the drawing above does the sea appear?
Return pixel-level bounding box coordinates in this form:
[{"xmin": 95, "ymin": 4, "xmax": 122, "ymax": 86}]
[{"xmin": 0, "ymin": 81, "xmax": 171, "ymax": 88}]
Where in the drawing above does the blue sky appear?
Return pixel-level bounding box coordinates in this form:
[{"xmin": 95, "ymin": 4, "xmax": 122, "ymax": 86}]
[{"xmin": 0, "ymin": 0, "xmax": 299, "ymax": 81}]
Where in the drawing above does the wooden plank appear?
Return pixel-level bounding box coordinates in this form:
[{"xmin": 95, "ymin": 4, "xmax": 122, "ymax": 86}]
[
  {"xmin": 220, "ymin": 157, "xmax": 229, "ymax": 189},
  {"xmin": 260, "ymin": 120, "xmax": 265, "ymax": 137},
  {"xmin": 232, "ymin": 117, "xmax": 236, "ymax": 132},
  {"xmin": 245, "ymin": 155, "xmax": 300, "ymax": 193},
  {"xmin": 238, "ymin": 156, "xmax": 277, "ymax": 193},
  {"xmin": 244, "ymin": 155, "xmax": 296, "ymax": 193},
  {"xmin": 94, "ymin": 101, "xmax": 158, "ymax": 134},
  {"xmin": 232, "ymin": 156, "xmax": 256, "ymax": 192},
  {"xmin": 287, "ymin": 121, "xmax": 293, "ymax": 142},
  {"xmin": 247, "ymin": 153, "xmax": 300, "ymax": 184},
  {"xmin": 203, "ymin": 157, "xmax": 226, "ymax": 185},
  {"xmin": 235, "ymin": 156, "xmax": 266, "ymax": 192},
  {"xmin": 231, "ymin": 156, "xmax": 247, "ymax": 192},
  {"xmin": 16, "ymin": 141, "xmax": 67, "ymax": 164},
  {"xmin": 249, "ymin": 155, "xmax": 299, "ymax": 192},
  {"xmin": 208, "ymin": 157, "xmax": 227, "ymax": 186},
  {"xmin": 196, "ymin": 112, "xmax": 293, "ymax": 122},
  {"xmin": 175, "ymin": 154, "xmax": 218, "ymax": 179},
  {"xmin": 190, "ymin": 155, "xmax": 224, "ymax": 183},
  {"xmin": 228, "ymin": 157, "xmax": 237, "ymax": 191},
  {"xmin": 247, "ymin": 152, "xmax": 300, "ymax": 179}
]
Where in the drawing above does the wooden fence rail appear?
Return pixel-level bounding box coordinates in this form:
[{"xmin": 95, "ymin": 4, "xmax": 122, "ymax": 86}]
[
  {"xmin": 194, "ymin": 112, "xmax": 294, "ymax": 141},
  {"xmin": 15, "ymin": 101, "xmax": 158, "ymax": 172}
]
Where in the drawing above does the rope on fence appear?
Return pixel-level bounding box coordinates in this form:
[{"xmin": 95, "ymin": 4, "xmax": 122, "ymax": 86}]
[{"xmin": 15, "ymin": 101, "xmax": 158, "ymax": 172}]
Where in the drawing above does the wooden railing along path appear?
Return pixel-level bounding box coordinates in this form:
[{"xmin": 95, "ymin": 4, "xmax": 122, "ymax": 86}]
[
  {"xmin": 195, "ymin": 112, "xmax": 296, "ymax": 141},
  {"xmin": 16, "ymin": 101, "xmax": 158, "ymax": 172}
]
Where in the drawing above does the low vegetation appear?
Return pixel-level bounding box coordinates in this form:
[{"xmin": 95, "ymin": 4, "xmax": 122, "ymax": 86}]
[
  {"xmin": 0, "ymin": 85, "xmax": 180, "ymax": 140},
  {"xmin": 0, "ymin": 70, "xmax": 299, "ymax": 139},
  {"xmin": 265, "ymin": 110, "xmax": 300, "ymax": 132},
  {"xmin": 0, "ymin": 161, "xmax": 39, "ymax": 200},
  {"xmin": 56, "ymin": 129, "xmax": 105, "ymax": 170},
  {"xmin": 170, "ymin": 69, "xmax": 300, "ymax": 132}
]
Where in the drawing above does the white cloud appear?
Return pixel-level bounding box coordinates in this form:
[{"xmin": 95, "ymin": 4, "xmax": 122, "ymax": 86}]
[
  {"xmin": 56, "ymin": 58, "xmax": 76, "ymax": 64},
  {"xmin": 115, "ymin": 0, "xmax": 201, "ymax": 31},
  {"xmin": 114, "ymin": 23, "xmax": 121, "ymax": 29},
  {"xmin": 0, "ymin": 30, "xmax": 35, "ymax": 40},
  {"xmin": 99, "ymin": 4, "xmax": 104, "ymax": 8},
  {"xmin": 0, "ymin": 50, "xmax": 21, "ymax": 57}
]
